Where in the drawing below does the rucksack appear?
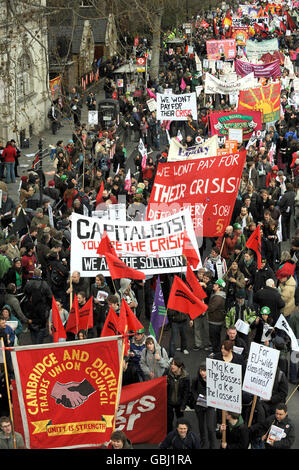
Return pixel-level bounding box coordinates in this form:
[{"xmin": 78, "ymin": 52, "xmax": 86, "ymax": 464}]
[{"xmin": 49, "ymin": 265, "xmax": 65, "ymax": 286}]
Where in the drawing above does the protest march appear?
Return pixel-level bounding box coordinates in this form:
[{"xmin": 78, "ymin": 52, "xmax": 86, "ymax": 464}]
[{"xmin": 0, "ymin": 0, "xmax": 299, "ymax": 454}]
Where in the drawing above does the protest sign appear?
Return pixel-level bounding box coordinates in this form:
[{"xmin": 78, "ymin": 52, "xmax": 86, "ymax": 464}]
[
  {"xmin": 209, "ymin": 110, "xmax": 262, "ymax": 140},
  {"xmin": 147, "ymin": 98, "xmax": 157, "ymax": 112},
  {"xmin": 204, "ymin": 72, "xmax": 256, "ymax": 94},
  {"xmin": 115, "ymin": 377, "xmax": 167, "ymax": 444},
  {"xmin": 228, "ymin": 128, "xmax": 243, "ymax": 143},
  {"xmin": 71, "ymin": 210, "xmax": 200, "ymax": 277},
  {"xmin": 206, "ymin": 358, "xmax": 242, "ymax": 413},
  {"xmin": 11, "ymin": 337, "xmax": 122, "ymax": 449},
  {"xmin": 146, "ymin": 151, "xmax": 247, "ymax": 237},
  {"xmin": 167, "ymin": 135, "xmax": 219, "ymax": 161},
  {"xmin": 239, "ymin": 82, "xmax": 281, "ymax": 124},
  {"xmin": 156, "ymin": 92, "xmax": 197, "ymax": 121},
  {"xmin": 274, "ymin": 314, "xmax": 299, "ymax": 352},
  {"xmin": 206, "ymin": 39, "xmax": 236, "ymax": 60},
  {"xmin": 88, "ymin": 110, "xmax": 98, "ymax": 125},
  {"xmin": 92, "ymin": 204, "xmax": 126, "ymax": 221},
  {"xmin": 231, "ymin": 27, "xmax": 249, "ymax": 45},
  {"xmin": 246, "ymin": 38, "xmax": 279, "ymax": 59},
  {"xmin": 235, "ymin": 59, "xmax": 281, "ymax": 78},
  {"xmin": 242, "ymin": 342, "xmax": 280, "ymax": 400}
]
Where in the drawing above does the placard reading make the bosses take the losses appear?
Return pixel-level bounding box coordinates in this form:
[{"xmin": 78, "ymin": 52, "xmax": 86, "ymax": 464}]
[
  {"xmin": 206, "ymin": 358, "xmax": 242, "ymax": 414},
  {"xmin": 70, "ymin": 210, "xmax": 201, "ymax": 277}
]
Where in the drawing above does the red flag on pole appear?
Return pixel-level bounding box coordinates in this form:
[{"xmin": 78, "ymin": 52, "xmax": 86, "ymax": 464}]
[
  {"xmin": 65, "ymin": 293, "xmax": 80, "ymax": 334},
  {"xmin": 105, "ymin": 253, "xmax": 146, "ymax": 280},
  {"xmin": 101, "ymin": 307, "xmax": 121, "ymax": 338},
  {"xmin": 51, "ymin": 296, "xmax": 67, "ymax": 342},
  {"xmin": 118, "ymin": 299, "xmax": 144, "ymax": 355},
  {"xmin": 286, "ymin": 12, "xmax": 296, "ymax": 31},
  {"xmin": 96, "ymin": 231, "xmax": 118, "ymax": 257},
  {"xmin": 167, "ymin": 276, "xmax": 208, "ymax": 320},
  {"xmin": 118, "ymin": 299, "xmax": 144, "ymax": 333},
  {"xmin": 185, "ymin": 263, "xmax": 207, "ymax": 300},
  {"xmin": 182, "ymin": 231, "xmax": 200, "ymax": 269},
  {"xmin": 245, "ymin": 224, "xmax": 262, "ymax": 269},
  {"xmin": 95, "ymin": 180, "xmax": 104, "ymax": 206},
  {"xmin": 78, "ymin": 296, "xmax": 94, "ymax": 331}
]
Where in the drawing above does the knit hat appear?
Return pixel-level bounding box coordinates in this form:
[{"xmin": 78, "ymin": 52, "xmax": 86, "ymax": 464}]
[{"xmin": 236, "ymin": 289, "xmax": 246, "ymax": 299}]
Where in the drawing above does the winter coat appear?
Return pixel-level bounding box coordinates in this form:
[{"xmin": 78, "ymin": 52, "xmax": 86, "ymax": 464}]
[
  {"xmin": 140, "ymin": 336, "xmax": 169, "ymax": 380},
  {"xmin": 159, "ymin": 429, "xmax": 201, "ymax": 449},
  {"xmin": 263, "ymin": 414, "xmax": 295, "ymax": 449},
  {"xmin": 207, "ymin": 291, "xmax": 226, "ymax": 324},
  {"xmin": 279, "ymin": 276, "xmax": 296, "ymax": 317},
  {"xmin": 2, "ymin": 144, "xmax": 16, "ymax": 163},
  {"xmin": 167, "ymin": 368, "xmax": 191, "ymax": 410},
  {"xmin": 1, "ymin": 304, "xmax": 22, "ymax": 337},
  {"xmin": 225, "ymin": 301, "xmax": 256, "ymax": 329},
  {"xmin": 253, "ymin": 286, "xmax": 285, "ymax": 323},
  {"xmin": 217, "ymin": 415, "xmax": 249, "ymax": 449},
  {"xmin": 253, "ymin": 265, "xmax": 276, "ymax": 292}
]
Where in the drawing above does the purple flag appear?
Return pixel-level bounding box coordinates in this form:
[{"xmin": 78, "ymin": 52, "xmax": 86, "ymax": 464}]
[{"xmin": 148, "ymin": 277, "xmax": 168, "ymax": 339}]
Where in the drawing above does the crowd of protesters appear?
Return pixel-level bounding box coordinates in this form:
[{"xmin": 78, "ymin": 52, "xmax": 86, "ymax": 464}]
[{"xmin": 0, "ymin": 0, "xmax": 299, "ymax": 450}]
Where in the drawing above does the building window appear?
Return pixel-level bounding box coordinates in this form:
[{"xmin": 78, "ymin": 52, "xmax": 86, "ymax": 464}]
[{"xmin": 17, "ymin": 54, "xmax": 33, "ymax": 98}]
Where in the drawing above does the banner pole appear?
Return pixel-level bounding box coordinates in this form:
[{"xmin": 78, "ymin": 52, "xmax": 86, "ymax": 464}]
[
  {"xmin": 248, "ymin": 395, "xmax": 257, "ymax": 428},
  {"xmin": 158, "ymin": 310, "xmax": 168, "ymax": 346},
  {"xmin": 112, "ymin": 326, "xmax": 128, "ymax": 433},
  {"xmin": 1, "ymin": 338, "xmax": 16, "ymax": 449},
  {"xmin": 222, "ymin": 410, "xmax": 227, "ymax": 447}
]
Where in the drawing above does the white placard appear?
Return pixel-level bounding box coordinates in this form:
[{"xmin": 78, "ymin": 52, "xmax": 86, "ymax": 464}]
[
  {"xmin": 146, "ymin": 98, "xmax": 157, "ymax": 112},
  {"xmin": 48, "ymin": 204, "xmax": 54, "ymax": 228},
  {"xmin": 92, "ymin": 204, "xmax": 126, "ymax": 221},
  {"xmin": 88, "ymin": 110, "xmax": 98, "ymax": 125},
  {"xmin": 228, "ymin": 128, "xmax": 243, "ymax": 143},
  {"xmin": 274, "ymin": 314, "xmax": 299, "ymax": 352},
  {"xmin": 235, "ymin": 319, "xmax": 250, "ymax": 335},
  {"xmin": 156, "ymin": 92, "xmax": 197, "ymax": 121},
  {"xmin": 242, "ymin": 342, "xmax": 280, "ymax": 400},
  {"xmin": 206, "ymin": 358, "xmax": 242, "ymax": 413}
]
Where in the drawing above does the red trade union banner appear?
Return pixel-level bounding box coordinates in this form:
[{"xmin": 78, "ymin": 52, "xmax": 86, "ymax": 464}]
[
  {"xmin": 209, "ymin": 110, "xmax": 262, "ymax": 140},
  {"xmin": 235, "ymin": 58, "xmax": 281, "ymax": 79},
  {"xmin": 115, "ymin": 377, "xmax": 167, "ymax": 444},
  {"xmin": 146, "ymin": 151, "xmax": 247, "ymax": 237},
  {"xmin": 11, "ymin": 337, "xmax": 122, "ymax": 449},
  {"xmin": 206, "ymin": 39, "xmax": 236, "ymax": 60}
]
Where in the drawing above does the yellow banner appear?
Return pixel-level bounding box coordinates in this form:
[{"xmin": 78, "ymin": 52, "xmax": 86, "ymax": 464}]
[{"xmin": 32, "ymin": 417, "xmax": 113, "ymax": 436}]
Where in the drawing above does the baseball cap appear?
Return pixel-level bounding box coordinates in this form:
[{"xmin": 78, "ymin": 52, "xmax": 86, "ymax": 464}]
[
  {"xmin": 233, "ymin": 223, "xmax": 242, "ymax": 230},
  {"xmin": 136, "ymin": 328, "xmax": 145, "ymax": 334}
]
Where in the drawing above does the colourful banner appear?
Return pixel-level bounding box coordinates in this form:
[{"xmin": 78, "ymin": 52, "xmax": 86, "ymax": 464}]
[
  {"xmin": 209, "ymin": 110, "xmax": 262, "ymax": 140},
  {"xmin": 49, "ymin": 76, "xmax": 62, "ymax": 101},
  {"xmin": 115, "ymin": 377, "xmax": 167, "ymax": 444},
  {"xmin": 235, "ymin": 59, "xmax": 281, "ymax": 78},
  {"xmin": 231, "ymin": 27, "xmax": 249, "ymax": 45},
  {"xmin": 246, "ymin": 38, "xmax": 279, "ymax": 59},
  {"xmin": 238, "ymin": 82, "xmax": 281, "ymax": 124},
  {"xmin": 206, "ymin": 39, "xmax": 236, "ymax": 60},
  {"xmin": 11, "ymin": 338, "xmax": 121, "ymax": 449},
  {"xmin": 146, "ymin": 151, "xmax": 247, "ymax": 237}
]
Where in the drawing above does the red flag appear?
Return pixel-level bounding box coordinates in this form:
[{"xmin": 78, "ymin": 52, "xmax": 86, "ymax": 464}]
[
  {"xmin": 185, "ymin": 263, "xmax": 207, "ymax": 300},
  {"xmin": 167, "ymin": 276, "xmax": 208, "ymax": 320},
  {"xmin": 51, "ymin": 296, "xmax": 67, "ymax": 342},
  {"xmin": 280, "ymin": 21, "xmax": 286, "ymax": 33},
  {"xmin": 96, "ymin": 231, "xmax": 118, "ymax": 257},
  {"xmin": 182, "ymin": 231, "xmax": 200, "ymax": 269},
  {"xmin": 105, "ymin": 253, "xmax": 146, "ymax": 280},
  {"xmin": 118, "ymin": 299, "xmax": 144, "ymax": 355},
  {"xmin": 65, "ymin": 293, "xmax": 80, "ymax": 334},
  {"xmin": 95, "ymin": 180, "xmax": 104, "ymax": 206},
  {"xmin": 118, "ymin": 299, "xmax": 144, "ymax": 333},
  {"xmin": 286, "ymin": 12, "xmax": 296, "ymax": 31},
  {"xmin": 245, "ymin": 224, "xmax": 262, "ymax": 269},
  {"xmin": 78, "ymin": 296, "xmax": 94, "ymax": 331},
  {"xmin": 101, "ymin": 307, "xmax": 121, "ymax": 338}
]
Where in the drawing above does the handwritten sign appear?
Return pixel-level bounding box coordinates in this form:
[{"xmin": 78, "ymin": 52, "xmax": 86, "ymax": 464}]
[
  {"xmin": 206, "ymin": 358, "xmax": 242, "ymax": 413},
  {"xmin": 242, "ymin": 342, "xmax": 280, "ymax": 400}
]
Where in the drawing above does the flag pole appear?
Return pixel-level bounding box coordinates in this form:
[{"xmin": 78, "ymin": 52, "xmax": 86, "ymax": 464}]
[
  {"xmin": 112, "ymin": 325, "xmax": 128, "ymax": 432},
  {"xmin": 158, "ymin": 309, "xmax": 168, "ymax": 346},
  {"xmin": 248, "ymin": 395, "xmax": 257, "ymax": 428},
  {"xmin": 1, "ymin": 338, "xmax": 16, "ymax": 449},
  {"xmin": 222, "ymin": 410, "xmax": 227, "ymax": 447}
]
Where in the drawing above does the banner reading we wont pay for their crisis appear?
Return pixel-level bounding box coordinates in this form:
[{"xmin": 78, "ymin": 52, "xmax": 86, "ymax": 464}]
[
  {"xmin": 11, "ymin": 337, "xmax": 122, "ymax": 449},
  {"xmin": 71, "ymin": 210, "xmax": 201, "ymax": 277},
  {"xmin": 146, "ymin": 151, "xmax": 246, "ymax": 237}
]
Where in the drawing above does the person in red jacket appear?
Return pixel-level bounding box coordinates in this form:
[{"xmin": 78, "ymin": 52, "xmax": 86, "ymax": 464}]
[
  {"xmin": 265, "ymin": 165, "xmax": 279, "ymax": 187},
  {"xmin": 2, "ymin": 141, "xmax": 17, "ymax": 184},
  {"xmin": 216, "ymin": 225, "xmax": 240, "ymax": 260}
]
